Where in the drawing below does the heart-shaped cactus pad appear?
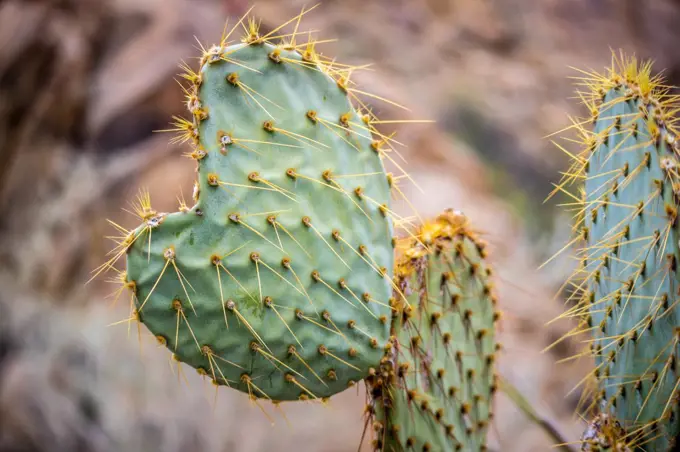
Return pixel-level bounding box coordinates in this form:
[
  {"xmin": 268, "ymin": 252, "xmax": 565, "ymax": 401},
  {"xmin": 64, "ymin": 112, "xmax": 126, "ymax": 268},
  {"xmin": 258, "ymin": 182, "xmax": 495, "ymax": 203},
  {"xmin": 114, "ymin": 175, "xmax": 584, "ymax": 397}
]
[{"xmin": 120, "ymin": 33, "xmax": 396, "ymax": 402}]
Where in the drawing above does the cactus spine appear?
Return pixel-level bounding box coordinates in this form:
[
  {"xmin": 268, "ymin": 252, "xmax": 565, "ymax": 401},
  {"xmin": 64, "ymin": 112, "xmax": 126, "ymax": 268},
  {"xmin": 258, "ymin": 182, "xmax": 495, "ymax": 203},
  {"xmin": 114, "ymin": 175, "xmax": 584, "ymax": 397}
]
[
  {"xmin": 367, "ymin": 210, "xmax": 499, "ymax": 451},
  {"xmin": 552, "ymin": 55, "xmax": 680, "ymax": 450}
]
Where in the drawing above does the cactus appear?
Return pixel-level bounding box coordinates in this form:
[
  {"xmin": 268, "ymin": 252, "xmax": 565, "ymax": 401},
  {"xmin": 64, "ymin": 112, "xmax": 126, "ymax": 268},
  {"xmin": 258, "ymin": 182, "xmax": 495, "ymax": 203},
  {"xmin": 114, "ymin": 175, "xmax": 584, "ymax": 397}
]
[
  {"xmin": 367, "ymin": 209, "xmax": 499, "ymax": 451},
  {"xmin": 551, "ymin": 54, "xmax": 680, "ymax": 450},
  {"xmin": 99, "ymin": 11, "xmax": 409, "ymax": 402}
]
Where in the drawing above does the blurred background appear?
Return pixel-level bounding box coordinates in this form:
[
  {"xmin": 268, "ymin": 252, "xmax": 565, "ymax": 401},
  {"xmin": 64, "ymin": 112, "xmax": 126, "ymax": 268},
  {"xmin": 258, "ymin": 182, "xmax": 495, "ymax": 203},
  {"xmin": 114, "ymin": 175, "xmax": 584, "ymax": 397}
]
[{"xmin": 2, "ymin": 0, "xmax": 680, "ymax": 450}]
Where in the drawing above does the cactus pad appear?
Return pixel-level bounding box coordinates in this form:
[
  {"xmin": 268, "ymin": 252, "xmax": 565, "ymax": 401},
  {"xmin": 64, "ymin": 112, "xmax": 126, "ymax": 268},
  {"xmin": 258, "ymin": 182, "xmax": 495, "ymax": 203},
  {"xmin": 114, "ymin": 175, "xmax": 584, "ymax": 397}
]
[
  {"xmin": 367, "ymin": 210, "xmax": 499, "ymax": 451},
  {"xmin": 113, "ymin": 16, "xmax": 399, "ymax": 402},
  {"xmin": 552, "ymin": 55, "xmax": 680, "ymax": 449}
]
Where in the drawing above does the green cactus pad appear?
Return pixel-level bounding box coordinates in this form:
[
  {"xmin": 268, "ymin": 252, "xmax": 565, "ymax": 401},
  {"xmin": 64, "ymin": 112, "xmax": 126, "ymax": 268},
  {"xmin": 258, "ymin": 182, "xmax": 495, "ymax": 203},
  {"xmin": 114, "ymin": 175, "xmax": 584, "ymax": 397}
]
[
  {"xmin": 367, "ymin": 210, "xmax": 498, "ymax": 451},
  {"xmin": 552, "ymin": 56, "xmax": 680, "ymax": 450},
  {"xmin": 121, "ymin": 23, "xmax": 395, "ymax": 401}
]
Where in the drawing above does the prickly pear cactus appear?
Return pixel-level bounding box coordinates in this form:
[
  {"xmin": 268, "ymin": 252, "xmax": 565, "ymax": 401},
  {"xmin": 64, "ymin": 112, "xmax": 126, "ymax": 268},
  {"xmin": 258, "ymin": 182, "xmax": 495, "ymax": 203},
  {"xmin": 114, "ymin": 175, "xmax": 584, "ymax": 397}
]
[
  {"xmin": 367, "ymin": 210, "xmax": 499, "ymax": 451},
  {"xmin": 102, "ymin": 14, "xmax": 402, "ymax": 402},
  {"xmin": 552, "ymin": 55, "xmax": 680, "ymax": 450}
]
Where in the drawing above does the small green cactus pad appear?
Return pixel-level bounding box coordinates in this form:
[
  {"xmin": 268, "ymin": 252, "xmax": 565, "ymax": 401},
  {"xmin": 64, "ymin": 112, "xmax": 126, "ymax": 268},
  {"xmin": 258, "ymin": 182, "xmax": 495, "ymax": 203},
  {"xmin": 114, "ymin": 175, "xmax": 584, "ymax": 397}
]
[
  {"xmin": 115, "ymin": 16, "xmax": 400, "ymax": 401},
  {"xmin": 581, "ymin": 411, "xmax": 631, "ymax": 452},
  {"xmin": 367, "ymin": 210, "xmax": 499, "ymax": 451},
  {"xmin": 551, "ymin": 55, "xmax": 680, "ymax": 450}
]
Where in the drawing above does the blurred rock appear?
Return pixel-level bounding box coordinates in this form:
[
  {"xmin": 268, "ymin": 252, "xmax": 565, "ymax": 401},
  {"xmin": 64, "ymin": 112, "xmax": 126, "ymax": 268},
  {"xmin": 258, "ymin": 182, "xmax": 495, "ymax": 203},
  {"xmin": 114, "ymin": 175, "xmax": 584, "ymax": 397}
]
[{"xmin": 0, "ymin": 0, "xmax": 221, "ymax": 300}]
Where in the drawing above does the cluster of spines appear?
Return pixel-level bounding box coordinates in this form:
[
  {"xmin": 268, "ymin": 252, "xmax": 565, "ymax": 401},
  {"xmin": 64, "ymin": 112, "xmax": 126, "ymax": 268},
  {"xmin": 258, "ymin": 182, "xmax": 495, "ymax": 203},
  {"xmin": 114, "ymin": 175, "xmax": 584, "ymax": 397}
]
[
  {"xmin": 548, "ymin": 53, "xmax": 680, "ymax": 450},
  {"xmin": 90, "ymin": 6, "xmax": 435, "ymax": 414},
  {"xmin": 365, "ymin": 210, "xmax": 501, "ymax": 451},
  {"xmin": 581, "ymin": 410, "xmax": 632, "ymax": 452}
]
